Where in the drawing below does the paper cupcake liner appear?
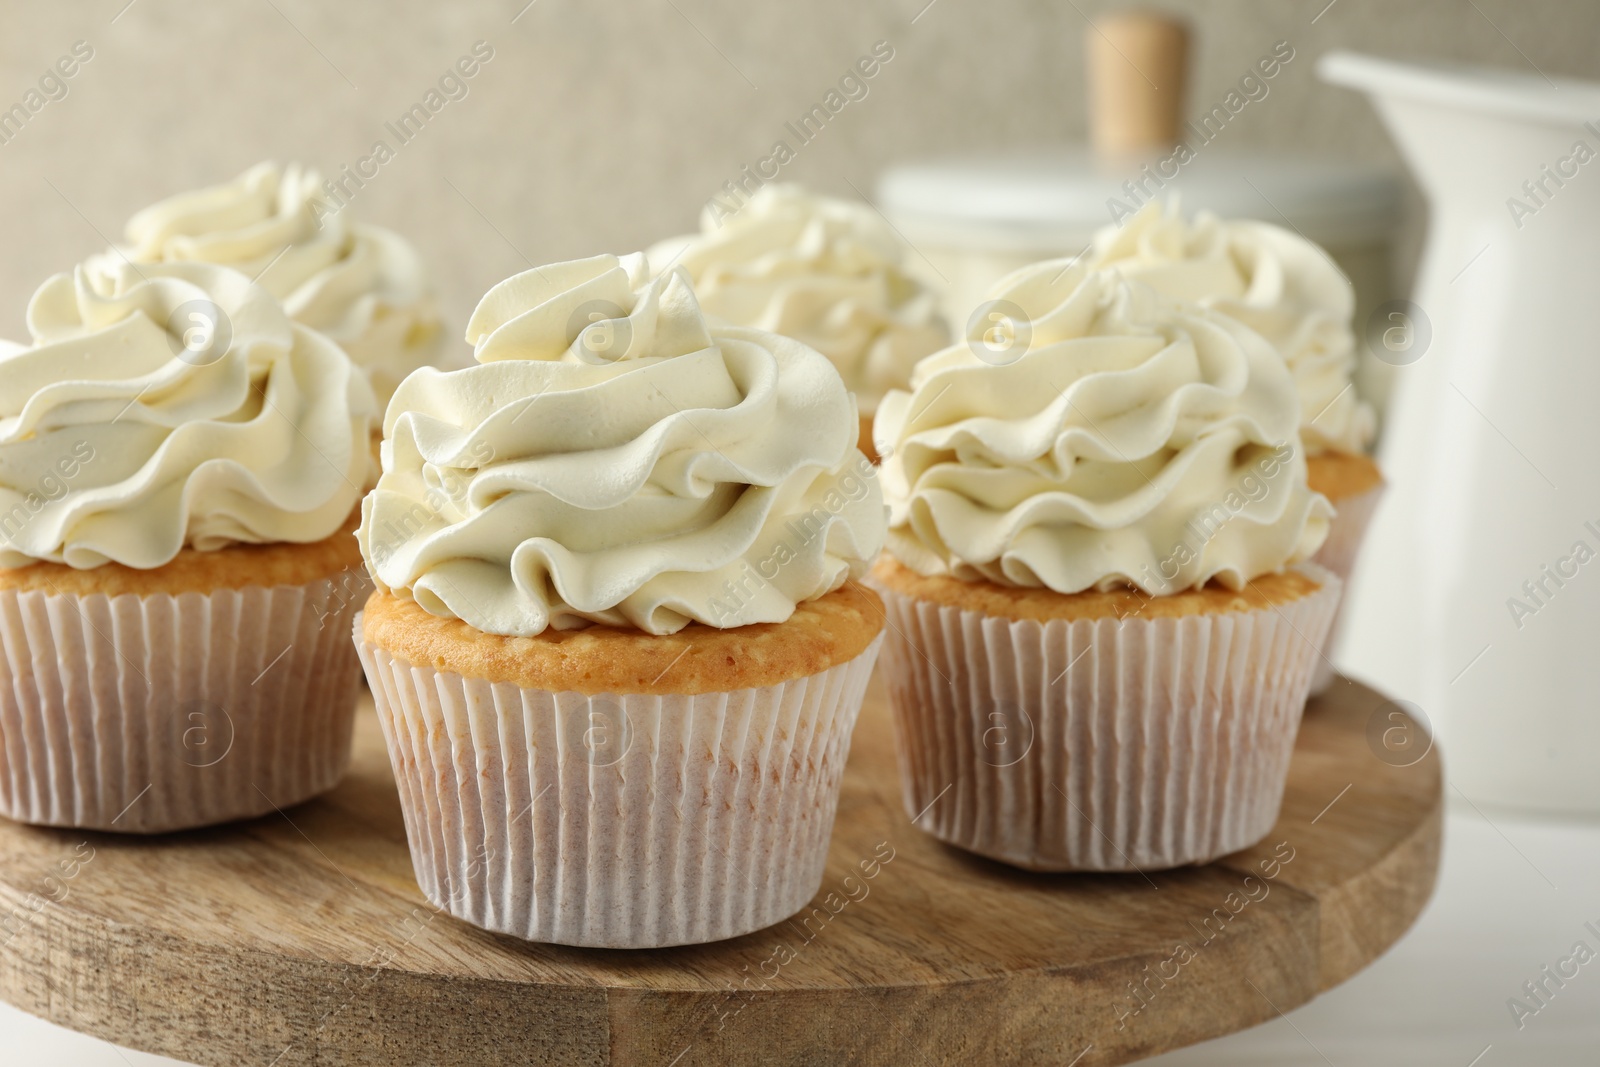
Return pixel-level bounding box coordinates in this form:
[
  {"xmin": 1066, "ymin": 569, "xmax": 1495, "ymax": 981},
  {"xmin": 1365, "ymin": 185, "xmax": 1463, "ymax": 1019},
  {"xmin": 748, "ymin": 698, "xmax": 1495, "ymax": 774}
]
[
  {"xmin": 0, "ymin": 569, "xmax": 370, "ymax": 833},
  {"xmin": 356, "ymin": 622, "xmax": 883, "ymax": 949},
  {"xmin": 876, "ymin": 565, "xmax": 1340, "ymax": 871},
  {"xmin": 1309, "ymin": 482, "xmax": 1385, "ymax": 694}
]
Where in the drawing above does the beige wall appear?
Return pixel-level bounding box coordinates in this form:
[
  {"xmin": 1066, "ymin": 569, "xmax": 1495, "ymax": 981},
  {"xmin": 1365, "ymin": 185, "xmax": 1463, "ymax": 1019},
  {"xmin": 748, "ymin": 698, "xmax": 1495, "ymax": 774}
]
[{"xmin": 0, "ymin": 0, "xmax": 1595, "ymax": 350}]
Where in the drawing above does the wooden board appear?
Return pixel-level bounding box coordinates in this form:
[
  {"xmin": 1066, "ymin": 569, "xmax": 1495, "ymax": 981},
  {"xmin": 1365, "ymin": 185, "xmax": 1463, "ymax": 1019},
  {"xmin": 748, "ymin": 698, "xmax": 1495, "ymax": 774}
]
[{"xmin": 0, "ymin": 673, "xmax": 1440, "ymax": 1066}]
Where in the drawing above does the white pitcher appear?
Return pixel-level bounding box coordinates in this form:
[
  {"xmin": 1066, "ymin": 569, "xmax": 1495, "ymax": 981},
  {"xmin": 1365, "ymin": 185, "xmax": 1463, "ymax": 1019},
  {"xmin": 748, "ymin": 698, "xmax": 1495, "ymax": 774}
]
[{"xmin": 1321, "ymin": 52, "xmax": 1600, "ymax": 815}]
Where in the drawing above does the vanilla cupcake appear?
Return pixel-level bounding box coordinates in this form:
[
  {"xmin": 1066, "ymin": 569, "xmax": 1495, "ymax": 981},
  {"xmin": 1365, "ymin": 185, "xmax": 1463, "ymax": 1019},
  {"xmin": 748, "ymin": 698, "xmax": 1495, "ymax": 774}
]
[
  {"xmin": 1087, "ymin": 203, "xmax": 1382, "ymax": 689},
  {"xmin": 0, "ymin": 262, "xmax": 377, "ymax": 833},
  {"xmin": 873, "ymin": 262, "xmax": 1339, "ymax": 871},
  {"xmin": 94, "ymin": 161, "xmax": 443, "ymax": 406},
  {"xmin": 355, "ymin": 252, "xmax": 886, "ymax": 948},
  {"xmin": 649, "ymin": 183, "xmax": 948, "ymax": 458}
]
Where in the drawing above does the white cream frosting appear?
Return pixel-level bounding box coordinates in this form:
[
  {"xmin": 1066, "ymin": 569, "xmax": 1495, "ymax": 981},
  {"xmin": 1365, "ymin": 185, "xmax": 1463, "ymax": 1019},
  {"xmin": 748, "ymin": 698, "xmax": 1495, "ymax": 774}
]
[
  {"xmin": 1088, "ymin": 201, "xmax": 1374, "ymax": 456},
  {"xmin": 649, "ymin": 184, "xmax": 948, "ymax": 416},
  {"xmin": 359, "ymin": 252, "xmax": 886, "ymax": 637},
  {"xmin": 874, "ymin": 262, "xmax": 1330, "ymax": 595},
  {"xmin": 95, "ymin": 161, "xmax": 442, "ymax": 406},
  {"xmin": 0, "ymin": 262, "xmax": 377, "ymax": 570}
]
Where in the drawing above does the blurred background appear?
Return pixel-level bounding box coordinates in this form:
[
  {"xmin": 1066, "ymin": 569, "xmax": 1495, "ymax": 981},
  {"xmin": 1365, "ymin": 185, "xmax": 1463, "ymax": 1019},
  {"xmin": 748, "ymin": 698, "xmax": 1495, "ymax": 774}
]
[
  {"xmin": 7, "ymin": 1, "xmax": 1600, "ymax": 1064},
  {"xmin": 0, "ymin": 0, "xmax": 1583, "ymax": 347}
]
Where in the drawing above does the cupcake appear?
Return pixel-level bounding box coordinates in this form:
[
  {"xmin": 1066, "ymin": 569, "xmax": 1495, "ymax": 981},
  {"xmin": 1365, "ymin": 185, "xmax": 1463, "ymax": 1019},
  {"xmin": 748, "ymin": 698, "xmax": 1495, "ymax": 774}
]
[
  {"xmin": 648, "ymin": 183, "xmax": 948, "ymax": 459},
  {"xmin": 872, "ymin": 261, "xmax": 1339, "ymax": 871},
  {"xmin": 0, "ymin": 262, "xmax": 377, "ymax": 833},
  {"xmin": 1086, "ymin": 202, "xmax": 1382, "ymax": 690},
  {"xmin": 93, "ymin": 160, "xmax": 443, "ymax": 406},
  {"xmin": 355, "ymin": 252, "xmax": 886, "ymax": 948}
]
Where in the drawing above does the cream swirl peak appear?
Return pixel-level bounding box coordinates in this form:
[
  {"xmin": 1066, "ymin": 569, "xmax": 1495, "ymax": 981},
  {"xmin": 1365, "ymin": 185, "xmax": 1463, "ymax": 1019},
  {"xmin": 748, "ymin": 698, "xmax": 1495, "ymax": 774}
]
[
  {"xmin": 360, "ymin": 253, "xmax": 886, "ymax": 637},
  {"xmin": 0, "ymin": 261, "xmax": 377, "ymax": 569},
  {"xmin": 875, "ymin": 263, "xmax": 1330, "ymax": 595},
  {"xmin": 96, "ymin": 161, "xmax": 442, "ymax": 405},
  {"xmin": 464, "ymin": 252, "xmax": 712, "ymax": 365},
  {"xmin": 1088, "ymin": 201, "xmax": 1374, "ymax": 456},
  {"xmin": 648, "ymin": 184, "xmax": 948, "ymax": 415}
]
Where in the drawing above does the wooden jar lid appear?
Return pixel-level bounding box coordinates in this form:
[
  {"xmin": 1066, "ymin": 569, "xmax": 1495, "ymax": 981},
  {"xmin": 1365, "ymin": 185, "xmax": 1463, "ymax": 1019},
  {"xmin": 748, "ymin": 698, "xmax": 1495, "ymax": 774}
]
[{"xmin": 1087, "ymin": 10, "xmax": 1190, "ymax": 157}]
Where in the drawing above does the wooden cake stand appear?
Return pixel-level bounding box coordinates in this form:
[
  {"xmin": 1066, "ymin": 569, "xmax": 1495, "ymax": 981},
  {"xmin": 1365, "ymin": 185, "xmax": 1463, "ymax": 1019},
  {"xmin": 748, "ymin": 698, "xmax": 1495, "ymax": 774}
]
[{"xmin": 0, "ymin": 674, "xmax": 1440, "ymax": 1065}]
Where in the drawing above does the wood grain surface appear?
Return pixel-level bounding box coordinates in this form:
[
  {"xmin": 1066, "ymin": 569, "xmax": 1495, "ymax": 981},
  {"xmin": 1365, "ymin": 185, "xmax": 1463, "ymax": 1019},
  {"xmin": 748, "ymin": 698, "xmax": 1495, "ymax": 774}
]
[{"xmin": 0, "ymin": 673, "xmax": 1441, "ymax": 1066}]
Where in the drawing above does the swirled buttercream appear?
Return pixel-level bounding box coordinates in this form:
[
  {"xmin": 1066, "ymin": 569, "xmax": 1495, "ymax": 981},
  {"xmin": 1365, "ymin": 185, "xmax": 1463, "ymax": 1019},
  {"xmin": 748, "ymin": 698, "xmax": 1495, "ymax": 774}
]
[
  {"xmin": 359, "ymin": 252, "xmax": 885, "ymax": 636},
  {"xmin": 649, "ymin": 184, "xmax": 948, "ymax": 415},
  {"xmin": 93, "ymin": 161, "xmax": 442, "ymax": 405},
  {"xmin": 1088, "ymin": 202, "xmax": 1374, "ymax": 456},
  {"xmin": 0, "ymin": 261, "xmax": 378, "ymax": 569},
  {"xmin": 874, "ymin": 262, "xmax": 1330, "ymax": 595}
]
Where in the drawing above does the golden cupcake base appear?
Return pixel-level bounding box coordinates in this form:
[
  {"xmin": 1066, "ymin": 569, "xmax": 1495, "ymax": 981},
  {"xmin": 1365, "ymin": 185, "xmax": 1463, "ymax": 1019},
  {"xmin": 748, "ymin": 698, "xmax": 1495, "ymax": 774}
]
[{"xmin": 359, "ymin": 582, "xmax": 882, "ymax": 696}]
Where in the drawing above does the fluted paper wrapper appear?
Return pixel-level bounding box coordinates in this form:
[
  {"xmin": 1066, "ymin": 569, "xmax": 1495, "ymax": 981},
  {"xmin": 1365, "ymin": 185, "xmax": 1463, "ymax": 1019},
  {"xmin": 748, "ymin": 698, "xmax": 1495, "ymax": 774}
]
[
  {"xmin": 1309, "ymin": 482, "xmax": 1385, "ymax": 694},
  {"xmin": 877, "ymin": 565, "xmax": 1340, "ymax": 872},
  {"xmin": 356, "ymin": 624, "xmax": 883, "ymax": 949},
  {"xmin": 0, "ymin": 570, "xmax": 369, "ymax": 833}
]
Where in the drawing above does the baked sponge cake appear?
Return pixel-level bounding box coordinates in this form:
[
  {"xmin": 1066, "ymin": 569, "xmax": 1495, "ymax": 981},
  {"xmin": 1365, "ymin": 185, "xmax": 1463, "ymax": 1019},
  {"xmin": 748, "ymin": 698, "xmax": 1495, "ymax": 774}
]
[
  {"xmin": 0, "ymin": 262, "xmax": 376, "ymax": 833},
  {"xmin": 872, "ymin": 260, "xmax": 1339, "ymax": 871},
  {"xmin": 355, "ymin": 251, "xmax": 886, "ymax": 948}
]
